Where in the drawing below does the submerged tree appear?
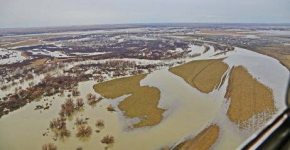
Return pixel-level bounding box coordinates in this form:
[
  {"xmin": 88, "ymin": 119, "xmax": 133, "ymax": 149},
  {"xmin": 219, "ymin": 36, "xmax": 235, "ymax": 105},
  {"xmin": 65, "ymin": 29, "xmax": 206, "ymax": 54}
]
[
  {"xmin": 58, "ymin": 127, "xmax": 71, "ymax": 138},
  {"xmin": 96, "ymin": 119, "xmax": 105, "ymax": 127},
  {"xmin": 75, "ymin": 98, "xmax": 84, "ymax": 109},
  {"xmin": 49, "ymin": 117, "xmax": 66, "ymax": 130},
  {"xmin": 76, "ymin": 125, "xmax": 92, "ymax": 137},
  {"xmin": 107, "ymin": 104, "xmax": 115, "ymax": 111},
  {"xmin": 72, "ymin": 87, "xmax": 80, "ymax": 96},
  {"xmin": 101, "ymin": 135, "xmax": 115, "ymax": 144},
  {"xmin": 59, "ymin": 98, "xmax": 75, "ymax": 117},
  {"xmin": 75, "ymin": 117, "xmax": 87, "ymax": 125},
  {"xmin": 87, "ymin": 94, "xmax": 98, "ymax": 105},
  {"xmin": 42, "ymin": 143, "xmax": 57, "ymax": 150}
]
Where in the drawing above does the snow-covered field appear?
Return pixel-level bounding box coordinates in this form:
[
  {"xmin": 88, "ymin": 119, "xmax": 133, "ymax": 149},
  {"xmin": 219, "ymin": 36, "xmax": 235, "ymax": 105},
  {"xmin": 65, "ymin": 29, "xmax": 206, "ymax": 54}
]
[
  {"xmin": 0, "ymin": 48, "xmax": 26, "ymax": 65},
  {"xmin": 27, "ymin": 49, "xmax": 69, "ymax": 57},
  {"xmin": 71, "ymin": 52, "xmax": 107, "ymax": 56}
]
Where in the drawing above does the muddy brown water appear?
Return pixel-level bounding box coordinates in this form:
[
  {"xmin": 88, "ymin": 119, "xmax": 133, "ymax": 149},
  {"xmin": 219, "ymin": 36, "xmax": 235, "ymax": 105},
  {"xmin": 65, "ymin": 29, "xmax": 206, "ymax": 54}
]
[{"xmin": 0, "ymin": 70, "xmax": 243, "ymax": 150}]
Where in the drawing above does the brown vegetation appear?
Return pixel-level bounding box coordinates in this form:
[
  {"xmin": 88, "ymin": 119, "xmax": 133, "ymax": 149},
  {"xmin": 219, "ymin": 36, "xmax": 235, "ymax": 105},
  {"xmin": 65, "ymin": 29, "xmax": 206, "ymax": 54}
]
[
  {"xmin": 86, "ymin": 93, "xmax": 98, "ymax": 105},
  {"xmin": 49, "ymin": 117, "xmax": 66, "ymax": 130},
  {"xmin": 93, "ymin": 74, "xmax": 148, "ymax": 99},
  {"xmin": 59, "ymin": 98, "xmax": 75, "ymax": 117},
  {"xmin": 96, "ymin": 119, "xmax": 105, "ymax": 127},
  {"xmin": 172, "ymin": 125, "xmax": 220, "ymax": 150},
  {"xmin": 107, "ymin": 104, "xmax": 115, "ymax": 111},
  {"xmin": 75, "ymin": 98, "xmax": 84, "ymax": 109},
  {"xmin": 255, "ymin": 45, "xmax": 290, "ymax": 70},
  {"xmin": 76, "ymin": 147, "xmax": 83, "ymax": 150},
  {"xmin": 197, "ymin": 29, "xmax": 245, "ymax": 36},
  {"xmin": 75, "ymin": 117, "xmax": 87, "ymax": 125},
  {"xmin": 72, "ymin": 87, "xmax": 80, "ymax": 96},
  {"xmin": 0, "ymin": 73, "xmax": 83, "ymax": 117},
  {"xmin": 49, "ymin": 116, "xmax": 71, "ymax": 139},
  {"xmin": 101, "ymin": 135, "xmax": 115, "ymax": 144},
  {"xmin": 4, "ymin": 39, "xmax": 40, "ymax": 48},
  {"xmin": 225, "ymin": 66, "xmax": 276, "ymax": 128},
  {"xmin": 28, "ymin": 58, "xmax": 49, "ymax": 67},
  {"xmin": 26, "ymin": 73, "xmax": 34, "ymax": 80},
  {"xmin": 203, "ymin": 45, "xmax": 210, "ymax": 54},
  {"xmin": 119, "ymin": 86, "xmax": 164, "ymax": 127},
  {"xmin": 0, "ymin": 59, "xmax": 158, "ymax": 118},
  {"xmin": 42, "ymin": 143, "xmax": 57, "ymax": 150},
  {"xmin": 76, "ymin": 125, "xmax": 92, "ymax": 137},
  {"xmin": 57, "ymin": 127, "xmax": 71, "ymax": 138},
  {"xmin": 94, "ymin": 74, "xmax": 165, "ymax": 128},
  {"xmin": 169, "ymin": 59, "xmax": 228, "ymax": 93}
]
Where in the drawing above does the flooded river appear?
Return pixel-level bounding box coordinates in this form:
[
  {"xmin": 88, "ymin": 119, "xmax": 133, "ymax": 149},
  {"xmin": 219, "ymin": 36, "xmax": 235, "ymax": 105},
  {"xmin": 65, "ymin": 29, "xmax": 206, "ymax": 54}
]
[{"xmin": 0, "ymin": 46, "xmax": 289, "ymax": 150}]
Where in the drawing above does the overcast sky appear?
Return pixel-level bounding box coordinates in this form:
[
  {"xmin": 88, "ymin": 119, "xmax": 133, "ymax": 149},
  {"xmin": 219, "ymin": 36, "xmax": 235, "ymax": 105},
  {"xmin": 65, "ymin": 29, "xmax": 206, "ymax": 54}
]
[{"xmin": 0, "ymin": 0, "xmax": 289, "ymax": 28}]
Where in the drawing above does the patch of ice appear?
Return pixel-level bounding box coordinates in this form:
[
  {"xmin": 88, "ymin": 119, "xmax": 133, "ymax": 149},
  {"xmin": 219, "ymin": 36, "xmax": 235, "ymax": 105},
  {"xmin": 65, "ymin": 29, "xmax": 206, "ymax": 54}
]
[
  {"xmin": 0, "ymin": 49, "xmax": 26, "ymax": 65},
  {"xmin": 28, "ymin": 49, "xmax": 69, "ymax": 58},
  {"xmin": 71, "ymin": 52, "xmax": 107, "ymax": 56},
  {"xmin": 244, "ymin": 35, "xmax": 260, "ymax": 39}
]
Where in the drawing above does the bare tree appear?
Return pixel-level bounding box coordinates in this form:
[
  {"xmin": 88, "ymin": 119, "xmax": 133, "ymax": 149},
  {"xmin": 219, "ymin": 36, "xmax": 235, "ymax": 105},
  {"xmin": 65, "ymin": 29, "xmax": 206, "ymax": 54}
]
[
  {"xmin": 101, "ymin": 135, "xmax": 115, "ymax": 144},
  {"xmin": 42, "ymin": 143, "xmax": 57, "ymax": 150}
]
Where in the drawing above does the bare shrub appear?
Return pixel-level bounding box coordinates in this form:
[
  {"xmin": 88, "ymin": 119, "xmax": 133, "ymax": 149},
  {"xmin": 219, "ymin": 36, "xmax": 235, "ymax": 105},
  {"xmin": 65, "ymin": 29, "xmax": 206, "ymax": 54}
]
[
  {"xmin": 59, "ymin": 89, "xmax": 64, "ymax": 95},
  {"xmin": 59, "ymin": 127, "xmax": 71, "ymax": 138},
  {"xmin": 0, "ymin": 85, "xmax": 8, "ymax": 90},
  {"xmin": 96, "ymin": 97, "xmax": 103, "ymax": 103},
  {"xmin": 49, "ymin": 117, "xmax": 66, "ymax": 130},
  {"xmin": 76, "ymin": 98, "xmax": 84, "ymax": 109},
  {"xmin": 58, "ymin": 109, "xmax": 65, "ymax": 117},
  {"xmin": 76, "ymin": 125, "xmax": 92, "ymax": 137},
  {"xmin": 75, "ymin": 117, "xmax": 87, "ymax": 125},
  {"xmin": 107, "ymin": 104, "xmax": 115, "ymax": 111},
  {"xmin": 96, "ymin": 119, "xmax": 104, "ymax": 127},
  {"xmin": 86, "ymin": 93, "xmax": 93, "ymax": 100},
  {"xmin": 76, "ymin": 147, "xmax": 82, "ymax": 150},
  {"xmin": 59, "ymin": 98, "xmax": 75, "ymax": 116},
  {"xmin": 26, "ymin": 73, "xmax": 34, "ymax": 80},
  {"xmin": 42, "ymin": 143, "xmax": 57, "ymax": 150},
  {"xmin": 101, "ymin": 135, "xmax": 115, "ymax": 144},
  {"xmin": 72, "ymin": 87, "xmax": 80, "ymax": 96},
  {"xmin": 87, "ymin": 94, "xmax": 98, "ymax": 105}
]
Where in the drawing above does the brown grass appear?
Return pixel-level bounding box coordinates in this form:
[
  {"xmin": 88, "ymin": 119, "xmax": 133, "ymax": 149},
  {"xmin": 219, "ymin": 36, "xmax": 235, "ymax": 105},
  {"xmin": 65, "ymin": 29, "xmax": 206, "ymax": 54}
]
[
  {"xmin": 19, "ymin": 50, "xmax": 30, "ymax": 59},
  {"xmin": 172, "ymin": 125, "xmax": 220, "ymax": 150},
  {"xmin": 255, "ymin": 45, "xmax": 290, "ymax": 70},
  {"xmin": 119, "ymin": 86, "xmax": 165, "ymax": 127},
  {"xmin": 4, "ymin": 39, "xmax": 40, "ymax": 48},
  {"xmin": 197, "ymin": 30, "xmax": 246, "ymax": 36},
  {"xmin": 28, "ymin": 58, "xmax": 49, "ymax": 67},
  {"xmin": 169, "ymin": 59, "xmax": 228, "ymax": 93},
  {"xmin": 93, "ymin": 74, "xmax": 165, "ymax": 128},
  {"xmin": 225, "ymin": 66, "xmax": 276, "ymax": 127},
  {"xmin": 93, "ymin": 74, "xmax": 147, "ymax": 99},
  {"xmin": 285, "ymin": 55, "xmax": 290, "ymax": 61},
  {"xmin": 52, "ymin": 57, "xmax": 77, "ymax": 63}
]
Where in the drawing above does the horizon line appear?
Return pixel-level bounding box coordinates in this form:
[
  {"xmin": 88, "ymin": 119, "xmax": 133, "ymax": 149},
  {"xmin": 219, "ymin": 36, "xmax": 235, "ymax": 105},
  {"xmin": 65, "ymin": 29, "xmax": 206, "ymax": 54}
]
[{"xmin": 1, "ymin": 22, "xmax": 290, "ymax": 30}]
